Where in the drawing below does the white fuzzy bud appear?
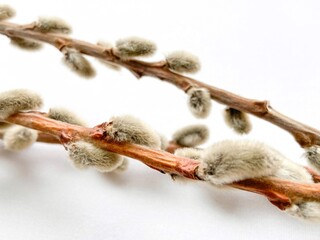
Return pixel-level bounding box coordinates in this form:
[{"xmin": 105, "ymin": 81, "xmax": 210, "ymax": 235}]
[
  {"xmin": 304, "ymin": 146, "xmax": 320, "ymax": 173},
  {"xmin": 172, "ymin": 124, "xmax": 209, "ymax": 147},
  {"xmin": 35, "ymin": 17, "xmax": 72, "ymax": 34},
  {"xmin": 67, "ymin": 141, "xmax": 123, "ymax": 172},
  {"xmin": 187, "ymin": 87, "xmax": 211, "ymax": 118},
  {"xmin": 166, "ymin": 51, "xmax": 200, "ymax": 73},
  {"xmin": 285, "ymin": 202, "xmax": 320, "ymax": 222},
  {"xmin": 224, "ymin": 108, "xmax": 252, "ymax": 134},
  {"xmin": 159, "ymin": 134, "xmax": 169, "ymax": 150},
  {"xmin": 115, "ymin": 37, "xmax": 156, "ymax": 58},
  {"xmin": 10, "ymin": 37, "xmax": 42, "ymax": 50},
  {"xmin": 105, "ymin": 115, "xmax": 161, "ymax": 149},
  {"xmin": 174, "ymin": 147, "xmax": 202, "ymax": 160},
  {"xmin": 0, "ymin": 4, "xmax": 15, "ymax": 20},
  {"xmin": 0, "ymin": 89, "xmax": 43, "ymax": 119},
  {"xmin": 113, "ymin": 158, "xmax": 129, "ymax": 173},
  {"xmin": 197, "ymin": 140, "xmax": 283, "ymax": 185},
  {"xmin": 48, "ymin": 107, "xmax": 86, "ymax": 126},
  {"xmin": 3, "ymin": 126, "xmax": 38, "ymax": 151},
  {"xmin": 62, "ymin": 48, "xmax": 96, "ymax": 78}
]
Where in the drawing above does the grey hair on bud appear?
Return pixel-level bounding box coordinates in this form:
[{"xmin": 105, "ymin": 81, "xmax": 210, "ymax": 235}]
[
  {"xmin": 115, "ymin": 37, "xmax": 156, "ymax": 58},
  {"xmin": 67, "ymin": 141, "xmax": 123, "ymax": 172},
  {"xmin": 10, "ymin": 37, "xmax": 42, "ymax": 50},
  {"xmin": 172, "ymin": 124, "xmax": 209, "ymax": 147},
  {"xmin": 159, "ymin": 134, "xmax": 169, "ymax": 150},
  {"xmin": 96, "ymin": 41, "xmax": 121, "ymax": 70},
  {"xmin": 304, "ymin": 146, "xmax": 320, "ymax": 173},
  {"xmin": 62, "ymin": 48, "xmax": 96, "ymax": 78},
  {"xmin": 113, "ymin": 158, "xmax": 129, "ymax": 173},
  {"xmin": 166, "ymin": 51, "xmax": 200, "ymax": 73},
  {"xmin": 105, "ymin": 115, "xmax": 161, "ymax": 149},
  {"xmin": 35, "ymin": 17, "xmax": 72, "ymax": 34},
  {"xmin": 197, "ymin": 140, "xmax": 282, "ymax": 185},
  {"xmin": 174, "ymin": 148, "xmax": 202, "ymax": 160},
  {"xmin": 224, "ymin": 108, "xmax": 252, "ymax": 134},
  {"xmin": 48, "ymin": 107, "xmax": 86, "ymax": 126},
  {"xmin": 187, "ymin": 87, "xmax": 211, "ymax": 118},
  {"xmin": 0, "ymin": 89, "xmax": 43, "ymax": 119},
  {"xmin": 285, "ymin": 202, "xmax": 320, "ymax": 222},
  {"xmin": 3, "ymin": 126, "xmax": 38, "ymax": 151},
  {"xmin": 0, "ymin": 4, "xmax": 15, "ymax": 20}
]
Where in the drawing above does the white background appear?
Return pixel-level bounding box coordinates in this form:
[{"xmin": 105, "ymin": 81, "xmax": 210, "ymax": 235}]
[{"xmin": 1, "ymin": 0, "xmax": 320, "ymax": 239}]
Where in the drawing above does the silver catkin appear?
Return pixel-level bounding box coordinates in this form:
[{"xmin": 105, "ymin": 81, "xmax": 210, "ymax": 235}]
[
  {"xmin": 174, "ymin": 147, "xmax": 203, "ymax": 160},
  {"xmin": 105, "ymin": 115, "xmax": 161, "ymax": 149},
  {"xmin": 10, "ymin": 37, "xmax": 42, "ymax": 50},
  {"xmin": 172, "ymin": 124, "xmax": 209, "ymax": 147},
  {"xmin": 187, "ymin": 87, "xmax": 212, "ymax": 118},
  {"xmin": 3, "ymin": 126, "xmax": 38, "ymax": 151},
  {"xmin": 0, "ymin": 4, "xmax": 15, "ymax": 20},
  {"xmin": 67, "ymin": 141, "xmax": 123, "ymax": 172},
  {"xmin": 115, "ymin": 37, "xmax": 156, "ymax": 58},
  {"xmin": 0, "ymin": 89, "xmax": 43, "ymax": 119},
  {"xmin": 62, "ymin": 48, "xmax": 96, "ymax": 78},
  {"xmin": 113, "ymin": 158, "xmax": 129, "ymax": 173},
  {"xmin": 304, "ymin": 146, "xmax": 320, "ymax": 173},
  {"xmin": 224, "ymin": 107, "xmax": 252, "ymax": 134},
  {"xmin": 48, "ymin": 107, "xmax": 86, "ymax": 126},
  {"xmin": 35, "ymin": 17, "xmax": 72, "ymax": 34},
  {"xmin": 196, "ymin": 140, "xmax": 283, "ymax": 185},
  {"xmin": 166, "ymin": 51, "xmax": 201, "ymax": 73}
]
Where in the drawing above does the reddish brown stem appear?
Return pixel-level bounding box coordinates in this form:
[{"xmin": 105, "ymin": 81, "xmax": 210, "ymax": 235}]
[
  {"xmin": 3, "ymin": 111, "xmax": 320, "ymax": 209},
  {"xmin": 0, "ymin": 21, "xmax": 320, "ymax": 147}
]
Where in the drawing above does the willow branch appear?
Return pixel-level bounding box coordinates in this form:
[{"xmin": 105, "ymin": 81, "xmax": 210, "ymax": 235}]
[
  {"xmin": 2, "ymin": 111, "xmax": 320, "ymax": 210},
  {"xmin": 0, "ymin": 22, "xmax": 319, "ymax": 147}
]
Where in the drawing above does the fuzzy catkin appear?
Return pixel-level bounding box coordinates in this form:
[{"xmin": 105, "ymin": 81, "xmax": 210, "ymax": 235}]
[
  {"xmin": 115, "ymin": 37, "xmax": 156, "ymax": 58},
  {"xmin": 0, "ymin": 89, "xmax": 43, "ymax": 119},
  {"xmin": 197, "ymin": 140, "xmax": 283, "ymax": 185},
  {"xmin": 166, "ymin": 51, "xmax": 200, "ymax": 73},
  {"xmin": 67, "ymin": 141, "xmax": 123, "ymax": 172},
  {"xmin": 10, "ymin": 37, "xmax": 42, "ymax": 50},
  {"xmin": 0, "ymin": 4, "xmax": 15, "ymax": 20},
  {"xmin": 172, "ymin": 124, "xmax": 209, "ymax": 147},
  {"xmin": 63, "ymin": 48, "xmax": 96, "ymax": 78},
  {"xmin": 3, "ymin": 126, "xmax": 38, "ymax": 151},
  {"xmin": 105, "ymin": 115, "xmax": 161, "ymax": 149},
  {"xmin": 174, "ymin": 148, "xmax": 202, "ymax": 160},
  {"xmin": 96, "ymin": 41, "xmax": 121, "ymax": 70},
  {"xmin": 224, "ymin": 108, "xmax": 252, "ymax": 134},
  {"xmin": 187, "ymin": 87, "xmax": 211, "ymax": 118},
  {"xmin": 35, "ymin": 17, "xmax": 72, "ymax": 34},
  {"xmin": 48, "ymin": 107, "xmax": 86, "ymax": 126}
]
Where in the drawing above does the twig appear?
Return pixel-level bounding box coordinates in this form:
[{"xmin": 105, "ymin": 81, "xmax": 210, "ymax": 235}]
[
  {"xmin": 3, "ymin": 111, "xmax": 320, "ymax": 210},
  {"xmin": 0, "ymin": 21, "xmax": 319, "ymax": 147}
]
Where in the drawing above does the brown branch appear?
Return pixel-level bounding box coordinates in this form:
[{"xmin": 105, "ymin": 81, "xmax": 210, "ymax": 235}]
[
  {"xmin": 2, "ymin": 111, "xmax": 320, "ymax": 210},
  {"xmin": 0, "ymin": 22, "xmax": 320, "ymax": 147}
]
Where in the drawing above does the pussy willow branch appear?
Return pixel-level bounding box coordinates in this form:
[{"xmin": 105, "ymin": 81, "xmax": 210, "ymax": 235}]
[
  {"xmin": 0, "ymin": 21, "xmax": 319, "ymax": 147},
  {"xmin": 3, "ymin": 111, "xmax": 320, "ymax": 210}
]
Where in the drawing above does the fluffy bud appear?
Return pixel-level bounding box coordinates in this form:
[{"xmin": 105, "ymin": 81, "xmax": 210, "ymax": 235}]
[
  {"xmin": 0, "ymin": 4, "xmax": 15, "ymax": 20},
  {"xmin": 10, "ymin": 37, "xmax": 42, "ymax": 50},
  {"xmin": 174, "ymin": 147, "xmax": 202, "ymax": 160},
  {"xmin": 197, "ymin": 140, "xmax": 283, "ymax": 185},
  {"xmin": 285, "ymin": 202, "xmax": 320, "ymax": 222},
  {"xmin": 113, "ymin": 158, "xmax": 129, "ymax": 173},
  {"xmin": 304, "ymin": 146, "xmax": 320, "ymax": 173},
  {"xmin": 105, "ymin": 115, "xmax": 161, "ymax": 149},
  {"xmin": 3, "ymin": 126, "xmax": 38, "ymax": 151},
  {"xmin": 35, "ymin": 17, "xmax": 72, "ymax": 34},
  {"xmin": 159, "ymin": 134, "xmax": 169, "ymax": 150},
  {"xmin": 172, "ymin": 124, "xmax": 209, "ymax": 147},
  {"xmin": 224, "ymin": 108, "xmax": 252, "ymax": 134},
  {"xmin": 48, "ymin": 107, "xmax": 86, "ymax": 126},
  {"xmin": 96, "ymin": 41, "xmax": 121, "ymax": 70},
  {"xmin": 115, "ymin": 37, "xmax": 156, "ymax": 58},
  {"xmin": 67, "ymin": 141, "xmax": 123, "ymax": 172},
  {"xmin": 0, "ymin": 89, "xmax": 43, "ymax": 119},
  {"xmin": 187, "ymin": 87, "xmax": 211, "ymax": 118},
  {"xmin": 62, "ymin": 48, "xmax": 96, "ymax": 78},
  {"xmin": 166, "ymin": 51, "xmax": 200, "ymax": 73}
]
